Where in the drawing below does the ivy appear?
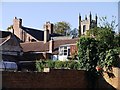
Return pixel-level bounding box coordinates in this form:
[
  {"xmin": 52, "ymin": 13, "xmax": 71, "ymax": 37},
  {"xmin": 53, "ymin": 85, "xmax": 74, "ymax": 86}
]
[
  {"xmin": 77, "ymin": 37, "xmax": 98, "ymax": 72},
  {"xmin": 77, "ymin": 36, "xmax": 119, "ymax": 73}
]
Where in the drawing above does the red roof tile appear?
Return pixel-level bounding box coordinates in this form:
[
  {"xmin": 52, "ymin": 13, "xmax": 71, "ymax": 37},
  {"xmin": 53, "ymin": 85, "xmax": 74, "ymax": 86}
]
[
  {"xmin": 20, "ymin": 38, "xmax": 79, "ymax": 54},
  {"xmin": 20, "ymin": 41, "xmax": 49, "ymax": 52}
]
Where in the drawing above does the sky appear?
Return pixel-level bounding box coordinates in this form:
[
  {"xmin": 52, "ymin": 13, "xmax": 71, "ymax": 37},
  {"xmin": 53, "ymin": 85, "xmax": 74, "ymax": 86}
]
[{"xmin": 1, "ymin": 2, "xmax": 119, "ymax": 32}]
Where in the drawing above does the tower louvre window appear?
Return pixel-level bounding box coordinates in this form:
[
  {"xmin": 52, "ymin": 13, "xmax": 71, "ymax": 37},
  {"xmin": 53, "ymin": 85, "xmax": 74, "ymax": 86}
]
[{"xmin": 83, "ymin": 25, "xmax": 86, "ymax": 33}]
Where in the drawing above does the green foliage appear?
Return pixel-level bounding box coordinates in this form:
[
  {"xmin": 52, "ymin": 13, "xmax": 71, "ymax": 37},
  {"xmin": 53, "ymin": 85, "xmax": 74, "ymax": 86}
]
[
  {"xmin": 115, "ymin": 47, "xmax": 120, "ymax": 54},
  {"xmin": 77, "ymin": 36, "xmax": 119, "ymax": 72},
  {"xmin": 35, "ymin": 60, "xmax": 81, "ymax": 72},
  {"xmin": 36, "ymin": 60, "xmax": 44, "ymax": 72},
  {"xmin": 98, "ymin": 49, "xmax": 119, "ymax": 69},
  {"xmin": 54, "ymin": 21, "xmax": 71, "ymax": 35},
  {"xmin": 7, "ymin": 25, "xmax": 13, "ymax": 30},
  {"xmin": 45, "ymin": 60, "xmax": 55, "ymax": 68},
  {"xmin": 99, "ymin": 16, "xmax": 118, "ymax": 31},
  {"xmin": 77, "ymin": 37, "xmax": 98, "ymax": 71},
  {"xmin": 86, "ymin": 27, "xmax": 99, "ymax": 37},
  {"xmin": 86, "ymin": 16, "xmax": 118, "ymax": 49},
  {"xmin": 114, "ymin": 34, "xmax": 120, "ymax": 48},
  {"xmin": 96, "ymin": 28, "xmax": 115, "ymax": 48},
  {"xmin": 68, "ymin": 61, "xmax": 80, "ymax": 70},
  {"xmin": 54, "ymin": 61, "xmax": 65, "ymax": 69}
]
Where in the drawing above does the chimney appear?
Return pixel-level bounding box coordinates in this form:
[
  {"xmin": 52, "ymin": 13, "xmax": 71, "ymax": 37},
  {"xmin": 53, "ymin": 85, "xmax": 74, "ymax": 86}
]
[
  {"xmin": 44, "ymin": 21, "xmax": 53, "ymax": 34},
  {"xmin": 49, "ymin": 38, "xmax": 54, "ymax": 53},
  {"xmin": 44, "ymin": 21, "xmax": 54, "ymax": 43},
  {"xmin": 13, "ymin": 17, "xmax": 22, "ymax": 41},
  {"xmin": 13, "ymin": 17, "xmax": 22, "ymax": 29},
  {"xmin": 44, "ymin": 29, "xmax": 49, "ymax": 43}
]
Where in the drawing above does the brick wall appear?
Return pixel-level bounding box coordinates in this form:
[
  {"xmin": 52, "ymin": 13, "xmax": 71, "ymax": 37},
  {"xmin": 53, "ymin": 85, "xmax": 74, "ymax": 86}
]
[
  {"xmin": 2, "ymin": 69, "xmax": 119, "ymax": 89},
  {"xmin": 2, "ymin": 69, "xmax": 87, "ymax": 89}
]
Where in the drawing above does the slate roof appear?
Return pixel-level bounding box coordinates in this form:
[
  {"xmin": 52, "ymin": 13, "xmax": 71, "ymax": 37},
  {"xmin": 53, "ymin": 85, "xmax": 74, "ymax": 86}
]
[
  {"xmin": 50, "ymin": 33, "xmax": 64, "ymax": 37},
  {"xmin": 21, "ymin": 26, "xmax": 44, "ymax": 41},
  {"xmin": 0, "ymin": 30, "xmax": 11, "ymax": 38},
  {"xmin": 0, "ymin": 31, "xmax": 21, "ymax": 45},
  {"xmin": 0, "ymin": 31, "xmax": 12, "ymax": 44}
]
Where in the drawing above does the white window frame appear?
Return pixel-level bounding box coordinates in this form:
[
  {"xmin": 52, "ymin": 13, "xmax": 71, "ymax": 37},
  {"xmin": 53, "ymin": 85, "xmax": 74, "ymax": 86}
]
[{"xmin": 59, "ymin": 46, "xmax": 70, "ymax": 56}]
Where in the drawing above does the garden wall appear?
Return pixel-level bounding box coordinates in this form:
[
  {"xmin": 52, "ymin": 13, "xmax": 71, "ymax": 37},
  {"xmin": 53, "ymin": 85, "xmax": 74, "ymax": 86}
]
[{"xmin": 2, "ymin": 68, "xmax": 120, "ymax": 90}]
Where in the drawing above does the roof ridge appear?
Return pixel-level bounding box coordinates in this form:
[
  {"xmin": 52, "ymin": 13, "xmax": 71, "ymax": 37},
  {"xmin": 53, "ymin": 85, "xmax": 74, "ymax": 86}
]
[
  {"xmin": 20, "ymin": 41, "xmax": 44, "ymax": 44},
  {"xmin": 22, "ymin": 26, "xmax": 44, "ymax": 31}
]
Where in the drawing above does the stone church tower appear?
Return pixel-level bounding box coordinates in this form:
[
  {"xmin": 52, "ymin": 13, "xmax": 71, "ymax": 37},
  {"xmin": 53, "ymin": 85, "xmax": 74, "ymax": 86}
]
[{"xmin": 78, "ymin": 12, "xmax": 98, "ymax": 36}]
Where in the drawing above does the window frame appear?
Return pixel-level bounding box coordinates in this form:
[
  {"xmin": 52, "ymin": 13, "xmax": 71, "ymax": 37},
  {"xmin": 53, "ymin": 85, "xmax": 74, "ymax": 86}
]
[{"xmin": 59, "ymin": 46, "xmax": 70, "ymax": 56}]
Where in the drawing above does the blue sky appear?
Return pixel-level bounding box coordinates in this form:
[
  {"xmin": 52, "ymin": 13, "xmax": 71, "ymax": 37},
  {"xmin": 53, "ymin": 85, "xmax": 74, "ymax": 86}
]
[{"xmin": 1, "ymin": 2, "xmax": 118, "ymax": 32}]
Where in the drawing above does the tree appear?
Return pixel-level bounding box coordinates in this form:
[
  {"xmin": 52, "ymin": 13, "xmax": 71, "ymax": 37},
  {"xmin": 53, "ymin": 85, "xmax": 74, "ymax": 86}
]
[
  {"xmin": 77, "ymin": 36, "xmax": 99, "ymax": 89},
  {"xmin": 77, "ymin": 37, "xmax": 98, "ymax": 71},
  {"xmin": 114, "ymin": 34, "xmax": 120, "ymax": 47},
  {"xmin": 7, "ymin": 25, "xmax": 13, "ymax": 30},
  {"xmin": 96, "ymin": 28, "xmax": 115, "ymax": 49},
  {"xmin": 77, "ymin": 36, "xmax": 119, "ymax": 89},
  {"xmin": 99, "ymin": 16, "xmax": 118, "ymax": 31},
  {"xmin": 54, "ymin": 21, "xmax": 71, "ymax": 35},
  {"xmin": 69, "ymin": 28, "xmax": 78, "ymax": 37},
  {"xmin": 86, "ymin": 16, "xmax": 117, "ymax": 49}
]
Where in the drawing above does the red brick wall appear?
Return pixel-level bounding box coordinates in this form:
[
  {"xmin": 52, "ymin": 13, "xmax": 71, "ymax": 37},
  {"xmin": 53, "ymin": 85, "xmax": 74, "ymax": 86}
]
[
  {"xmin": 2, "ymin": 69, "xmax": 87, "ymax": 89},
  {"xmin": 70, "ymin": 45, "xmax": 78, "ymax": 56},
  {"xmin": 2, "ymin": 69, "xmax": 118, "ymax": 89}
]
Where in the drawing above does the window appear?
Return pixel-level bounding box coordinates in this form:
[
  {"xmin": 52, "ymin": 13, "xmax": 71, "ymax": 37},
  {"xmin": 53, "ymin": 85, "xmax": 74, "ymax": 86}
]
[
  {"xmin": 59, "ymin": 46, "xmax": 70, "ymax": 56},
  {"xmin": 83, "ymin": 25, "xmax": 86, "ymax": 33},
  {"xmin": 68, "ymin": 49, "xmax": 70, "ymax": 56}
]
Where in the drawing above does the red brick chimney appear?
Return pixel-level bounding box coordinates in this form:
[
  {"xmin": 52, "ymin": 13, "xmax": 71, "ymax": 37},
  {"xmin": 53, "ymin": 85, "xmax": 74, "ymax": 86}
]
[
  {"xmin": 43, "ymin": 21, "xmax": 53, "ymax": 43},
  {"xmin": 13, "ymin": 17, "xmax": 22, "ymax": 41}
]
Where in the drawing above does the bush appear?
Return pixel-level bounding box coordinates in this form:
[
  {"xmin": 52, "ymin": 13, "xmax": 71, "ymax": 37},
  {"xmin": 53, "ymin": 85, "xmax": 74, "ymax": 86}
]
[
  {"xmin": 98, "ymin": 49, "xmax": 119, "ymax": 70},
  {"xmin": 35, "ymin": 60, "xmax": 81, "ymax": 72},
  {"xmin": 68, "ymin": 61, "xmax": 80, "ymax": 70}
]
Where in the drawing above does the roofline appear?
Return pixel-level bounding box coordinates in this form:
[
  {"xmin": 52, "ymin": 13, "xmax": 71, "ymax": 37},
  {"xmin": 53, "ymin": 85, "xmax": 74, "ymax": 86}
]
[
  {"xmin": 22, "ymin": 26, "xmax": 44, "ymax": 31},
  {"xmin": 59, "ymin": 43, "xmax": 76, "ymax": 47},
  {"xmin": 27, "ymin": 51, "xmax": 51, "ymax": 54}
]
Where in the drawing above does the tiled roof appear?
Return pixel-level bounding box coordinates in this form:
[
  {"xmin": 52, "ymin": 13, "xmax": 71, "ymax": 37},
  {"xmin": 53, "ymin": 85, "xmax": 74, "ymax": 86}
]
[
  {"xmin": 21, "ymin": 41, "xmax": 49, "ymax": 52},
  {"xmin": 52, "ymin": 38, "xmax": 79, "ymax": 54},
  {"xmin": 21, "ymin": 38, "xmax": 79, "ymax": 54}
]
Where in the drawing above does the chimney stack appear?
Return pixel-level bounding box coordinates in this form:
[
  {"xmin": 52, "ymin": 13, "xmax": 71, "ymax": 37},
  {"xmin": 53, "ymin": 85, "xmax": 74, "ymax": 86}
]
[
  {"xmin": 44, "ymin": 29, "xmax": 49, "ymax": 43},
  {"xmin": 43, "ymin": 21, "xmax": 53, "ymax": 43},
  {"xmin": 13, "ymin": 17, "xmax": 23, "ymax": 41},
  {"xmin": 44, "ymin": 21, "xmax": 53, "ymax": 34},
  {"xmin": 49, "ymin": 38, "xmax": 54, "ymax": 53},
  {"xmin": 13, "ymin": 17, "xmax": 22, "ymax": 29}
]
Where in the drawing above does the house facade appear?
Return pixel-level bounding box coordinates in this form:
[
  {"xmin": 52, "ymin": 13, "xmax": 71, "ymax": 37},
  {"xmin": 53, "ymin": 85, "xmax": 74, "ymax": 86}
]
[{"xmin": 20, "ymin": 37, "xmax": 79, "ymax": 61}]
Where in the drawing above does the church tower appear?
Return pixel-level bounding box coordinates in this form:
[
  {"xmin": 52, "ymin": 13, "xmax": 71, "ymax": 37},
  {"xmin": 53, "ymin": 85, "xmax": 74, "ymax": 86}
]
[
  {"xmin": 89, "ymin": 12, "xmax": 92, "ymax": 29},
  {"xmin": 95, "ymin": 14, "xmax": 98, "ymax": 27},
  {"xmin": 78, "ymin": 12, "xmax": 98, "ymax": 35},
  {"xmin": 78, "ymin": 13, "xmax": 81, "ymax": 37}
]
